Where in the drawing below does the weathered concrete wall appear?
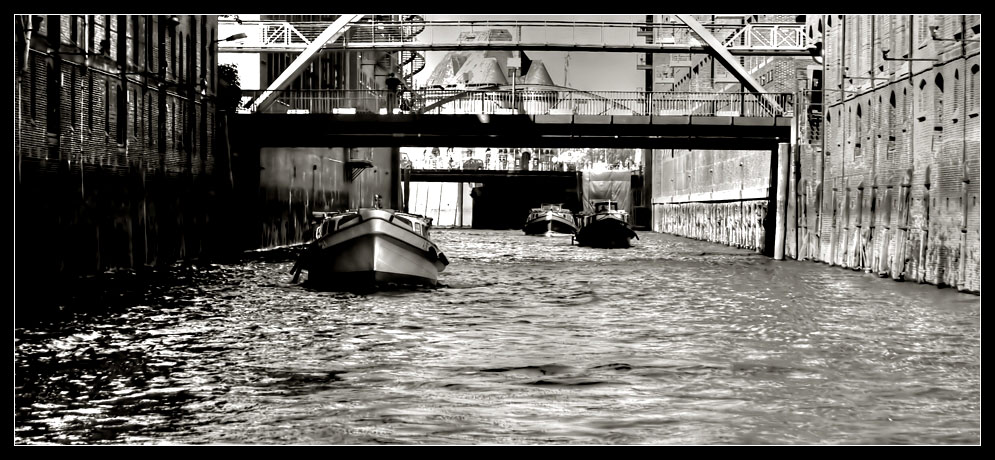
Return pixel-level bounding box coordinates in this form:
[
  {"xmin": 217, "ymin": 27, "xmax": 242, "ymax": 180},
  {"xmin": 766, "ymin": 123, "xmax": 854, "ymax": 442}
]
[
  {"xmin": 252, "ymin": 146, "xmax": 398, "ymax": 249},
  {"xmin": 652, "ymin": 149, "xmax": 775, "ymax": 253}
]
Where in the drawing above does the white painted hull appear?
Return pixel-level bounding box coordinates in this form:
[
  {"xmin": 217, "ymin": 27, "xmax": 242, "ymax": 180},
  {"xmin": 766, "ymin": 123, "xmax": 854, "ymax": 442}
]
[{"xmin": 300, "ymin": 209, "xmax": 447, "ymax": 288}]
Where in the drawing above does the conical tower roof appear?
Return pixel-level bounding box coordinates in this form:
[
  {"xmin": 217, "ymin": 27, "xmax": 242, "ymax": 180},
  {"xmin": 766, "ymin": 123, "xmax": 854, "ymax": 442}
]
[
  {"xmin": 466, "ymin": 57, "xmax": 508, "ymax": 87},
  {"xmin": 520, "ymin": 60, "xmax": 555, "ymax": 86},
  {"xmin": 425, "ymin": 53, "xmax": 469, "ymax": 88}
]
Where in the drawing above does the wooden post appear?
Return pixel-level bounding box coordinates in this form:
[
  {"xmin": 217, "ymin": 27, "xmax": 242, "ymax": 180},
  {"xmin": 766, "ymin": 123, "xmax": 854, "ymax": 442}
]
[
  {"xmin": 457, "ymin": 181, "xmax": 464, "ymax": 227},
  {"xmin": 774, "ymin": 143, "xmax": 790, "ymax": 260},
  {"xmin": 402, "ymin": 167, "xmax": 411, "ymax": 213}
]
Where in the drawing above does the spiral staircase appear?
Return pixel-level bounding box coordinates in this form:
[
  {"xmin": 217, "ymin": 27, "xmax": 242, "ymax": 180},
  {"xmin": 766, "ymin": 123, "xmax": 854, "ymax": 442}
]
[{"xmin": 389, "ymin": 15, "xmax": 427, "ymax": 111}]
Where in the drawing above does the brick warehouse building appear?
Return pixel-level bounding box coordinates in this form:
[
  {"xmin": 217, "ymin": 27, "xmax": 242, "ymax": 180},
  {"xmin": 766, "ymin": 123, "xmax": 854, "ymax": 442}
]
[
  {"xmin": 15, "ymin": 15, "xmax": 234, "ymax": 286},
  {"xmin": 816, "ymin": 15, "xmax": 980, "ymax": 293},
  {"xmin": 649, "ymin": 14, "xmax": 980, "ymax": 294}
]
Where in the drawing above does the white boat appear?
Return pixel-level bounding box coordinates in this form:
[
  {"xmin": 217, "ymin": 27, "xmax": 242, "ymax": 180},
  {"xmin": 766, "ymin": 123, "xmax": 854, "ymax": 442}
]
[
  {"xmin": 291, "ymin": 204, "xmax": 449, "ymax": 289},
  {"xmin": 523, "ymin": 203, "xmax": 578, "ymax": 236}
]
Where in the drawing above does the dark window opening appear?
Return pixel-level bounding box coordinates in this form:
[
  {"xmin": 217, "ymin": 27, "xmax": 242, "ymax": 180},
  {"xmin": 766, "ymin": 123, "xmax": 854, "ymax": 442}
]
[
  {"xmin": 87, "ymin": 15, "xmax": 95, "ymax": 51},
  {"xmin": 88, "ymin": 72, "xmax": 93, "ymax": 130},
  {"xmin": 29, "ymin": 54, "xmax": 36, "ymax": 119},
  {"xmin": 105, "ymin": 79, "xmax": 111, "ymax": 133},
  {"xmin": 70, "ymin": 67, "xmax": 77, "ymax": 126}
]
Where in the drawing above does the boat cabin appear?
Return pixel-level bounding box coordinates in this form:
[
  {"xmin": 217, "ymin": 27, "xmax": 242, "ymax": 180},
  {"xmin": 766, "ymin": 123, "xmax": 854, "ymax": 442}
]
[
  {"xmin": 594, "ymin": 201, "xmax": 619, "ymax": 213},
  {"xmin": 312, "ymin": 210, "xmax": 434, "ymax": 240}
]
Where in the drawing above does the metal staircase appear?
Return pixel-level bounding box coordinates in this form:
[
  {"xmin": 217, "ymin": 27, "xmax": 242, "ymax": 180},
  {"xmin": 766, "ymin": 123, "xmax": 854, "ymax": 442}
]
[
  {"xmin": 394, "ymin": 15, "xmax": 426, "ymax": 111},
  {"xmin": 396, "ymin": 15, "xmax": 426, "ymax": 89}
]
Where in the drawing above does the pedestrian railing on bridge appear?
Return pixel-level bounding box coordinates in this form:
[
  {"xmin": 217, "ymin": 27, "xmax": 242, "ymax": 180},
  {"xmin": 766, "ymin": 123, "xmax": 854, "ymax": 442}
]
[
  {"xmin": 239, "ymin": 89, "xmax": 795, "ymax": 118},
  {"xmin": 219, "ymin": 18, "xmax": 812, "ymax": 55}
]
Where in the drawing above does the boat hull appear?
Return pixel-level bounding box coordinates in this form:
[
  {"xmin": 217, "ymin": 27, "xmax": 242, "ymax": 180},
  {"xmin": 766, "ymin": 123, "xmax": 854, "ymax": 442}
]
[
  {"xmin": 576, "ymin": 217, "xmax": 638, "ymax": 248},
  {"xmin": 302, "ymin": 213, "xmax": 446, "ymax": 289},
  {"xmin": 523, "ymin": 215, "xmax": 577, "ymax": 235}
]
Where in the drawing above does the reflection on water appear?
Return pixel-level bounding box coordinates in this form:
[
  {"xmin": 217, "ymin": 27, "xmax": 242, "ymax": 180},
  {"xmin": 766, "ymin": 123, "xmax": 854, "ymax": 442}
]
[{"xmin": 15, "ymin": 230, "xmax": 980, "ymax": 445}]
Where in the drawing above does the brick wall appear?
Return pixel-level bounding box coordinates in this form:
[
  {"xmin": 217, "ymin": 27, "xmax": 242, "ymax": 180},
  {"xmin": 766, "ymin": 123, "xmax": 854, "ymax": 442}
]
[
  {"xmin": 813, "ymin": 14, "xmax": 980, "ymax": 293},
  {"xmin": 648, "ymin": 14, "xmax": 980, "ymax": 294},
  {"xmin": 15, "ymin": 15, "xmax": 231, "ymax": 280}
]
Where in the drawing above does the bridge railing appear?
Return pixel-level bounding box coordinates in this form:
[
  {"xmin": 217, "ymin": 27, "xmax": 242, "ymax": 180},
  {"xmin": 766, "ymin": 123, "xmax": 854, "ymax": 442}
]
[
  {"xmin": 219, "ymin": 18, "xmax": 811, "ymax": 53},
  {"xmin": 240, "ymin": 89, "xmax": 794, "ymax": 117}
]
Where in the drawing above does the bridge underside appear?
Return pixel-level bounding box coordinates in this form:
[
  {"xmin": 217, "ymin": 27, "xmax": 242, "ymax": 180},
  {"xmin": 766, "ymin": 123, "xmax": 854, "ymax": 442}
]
[{"xmin": 233, "ymin": 113, "xmax": 792, "ymax": 150}]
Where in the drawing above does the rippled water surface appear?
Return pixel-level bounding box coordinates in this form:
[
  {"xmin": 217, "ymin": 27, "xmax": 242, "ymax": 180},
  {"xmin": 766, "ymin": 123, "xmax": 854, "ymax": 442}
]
[{"xmin": 15, "ymin": 230, "xmax": 980, "ymax": 445}]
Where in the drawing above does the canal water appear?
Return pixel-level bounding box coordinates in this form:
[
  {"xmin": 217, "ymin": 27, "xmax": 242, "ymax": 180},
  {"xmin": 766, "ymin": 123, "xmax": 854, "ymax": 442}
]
[{"xmin": 14, "ymin": 230, "xmax": 980, "ymax": 445}]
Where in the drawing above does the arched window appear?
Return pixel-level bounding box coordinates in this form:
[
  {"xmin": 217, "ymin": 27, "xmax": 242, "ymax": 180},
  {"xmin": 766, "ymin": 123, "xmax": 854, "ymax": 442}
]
[
  {"xmin": 888, "ymin": 91, "xmax": 897, "ymax": 159},
  {"xmin": 934, "ymin": 73, "xmax": 944, "ymax": 128},
  {"xmin": 902, "ymin": 87, "xmax": 909, "ymax": 133},
  {"xmin": 916, "ymin": 15, "xmax": 930, "ymax": 48},
  {"xmin": 70, "ymin": 67, "xmax": 77, "ymax": 128},
  {"xmin": 855, "ymin": 104, "xmax": 863, "ymax": 156},
  {"xmin": 836, "ymin": 109, "xmax": 844, "ymax": 149},
  {"xmin": 951, "ymin": 69, "xmax": 960, "ymax": 123},
  {"xmin": 131, "ymin": 16, "xmax": 140, "ymax": 67},
  {"xmin": 88, "ymin": 71, "xmax": 93, "ymax": 130},
  {"xmin": 917, "ymin": 79, "xmax": 928, "ymax": 120},
  {"xmin": 132, "ymin": 88, "xmax": 139, "ymax": 137},
  {"xmin": 968, "ymin": 64, "xmax": 979, "ymax": 116},
  {"xmin": 105, "ymin": 79, "xmax": 111, "ymax": 133}
]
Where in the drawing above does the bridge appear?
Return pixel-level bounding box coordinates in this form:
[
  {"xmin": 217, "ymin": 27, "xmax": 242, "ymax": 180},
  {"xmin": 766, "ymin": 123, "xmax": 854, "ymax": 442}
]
[
  {"xmin": 225, "ymin": 14, "xmax": 808, "ymax": 115},
  {"xmin": 233, "ymin": 88, "xmax": 794, "ymax": 151},
  {"xmin": 406, "ymin": 168, "xmax": 580, "ymax": 183},
  {"xmin": 218, "ymin": 17, "xmax": 815, "ymax": 56}
]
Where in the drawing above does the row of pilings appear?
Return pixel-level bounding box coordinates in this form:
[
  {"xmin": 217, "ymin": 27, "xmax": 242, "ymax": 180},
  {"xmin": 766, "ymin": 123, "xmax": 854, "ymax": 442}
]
[
  {"xmin": 655, "ymin": 201, "xmax": 770, "ymax": 253},
  {"xmin": 651, "ymin": 143, "xmax": 979, "ymax": 294}
]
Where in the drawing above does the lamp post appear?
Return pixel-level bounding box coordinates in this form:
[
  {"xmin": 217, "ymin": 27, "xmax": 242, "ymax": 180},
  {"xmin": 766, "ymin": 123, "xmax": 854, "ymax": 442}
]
[
  {"xmin": 211, "ymin": 32, "xmax": 247, "ymax": 45},
  {"xmin": 508, "ymin": 56, "xmax": 520, "ymax": 113}
]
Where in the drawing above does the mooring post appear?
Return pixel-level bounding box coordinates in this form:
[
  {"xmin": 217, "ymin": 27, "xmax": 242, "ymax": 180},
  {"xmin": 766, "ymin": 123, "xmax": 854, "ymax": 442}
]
[{"xmin": 774, "ymin": 143, "xmax": 790, "ymax": 260}]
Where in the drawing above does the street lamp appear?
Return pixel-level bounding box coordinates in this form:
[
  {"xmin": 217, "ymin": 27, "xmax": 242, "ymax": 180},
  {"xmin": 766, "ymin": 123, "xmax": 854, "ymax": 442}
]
[{"xmin": 211, "ymin": 32, "xmax": 247, "ymax": 45}]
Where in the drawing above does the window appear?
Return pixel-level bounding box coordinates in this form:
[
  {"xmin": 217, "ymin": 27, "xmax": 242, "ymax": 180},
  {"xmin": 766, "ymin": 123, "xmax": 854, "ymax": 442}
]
[
  {"xmin": 952, "ymin": 69, "xmax": 960, "ymax": 122},
  {"xmin": 105, "ymin": 79, "xmax": 111, "ymax": 133},
  {"xmin": 901, "ymin": 88, "xmax": 908, "ymax": 132},
  {"xmin": 87, "ymin": 15, "xmax": 95, "ymax": 51},
  {"xmin": 888, "ymin": 92, "xmax": 897, "ymax": 158},
  {"xmin": 170, "ymin": 101, "xmax": 175, "ymax": 148},
  {"xmin": 170, "ymin": 27, "xmax": 176, "ymax": 79},
  {"xmin": 916, "ymin": 15, "xmax": 930, "ymax": 48},
  {"xmin": 148, "ymin": 93, "xmax": 154, "ymax": 146},
  {"xmin": 934, "ymin": 73, "xmax": 944, "ymax": 127},
  {"xmin": 855, "ymin": 104, "xmax": 862, "ymax": 157},
  {"xmin": 46, "ymin": 61, "xmax": 59, "ymax": 135},
  {"xmin": 70, "ymin": 67, "xmax": 77, "ymax": 127},
  {"xmin": 103, "ymin": 15, "xmax": 112, "ymax": 55},
  {"xmin": 88, "ymin": 71, "xmax": 93, "ymax": 130},
  {"xmin": 968, "ymin": 64, "xmax": 979, "ymax": 115},
  {"xmin": 117, "ymin": 84, "xmax": 126, "ymax": 144},
  {"xmin": 178, "ymin": 33, "xmax": 183, "ymax": 82},
  {"xmin": 29, "ymin": 54, "xmax": 36, "ymax": 119},
  {"xmin": 70, "ymin": 15, "xmax": 79, "ymax": 45},
  {"xmin": 131, "ymin": 16, "xmax": 140, "ymax": 67},
  {"xmin": 132, "ymin": 88, "xmax": 139, "ymax": 137},
  {"xmin": 145, "ymin": 16, "xmax": 154, "ymax": 71}
]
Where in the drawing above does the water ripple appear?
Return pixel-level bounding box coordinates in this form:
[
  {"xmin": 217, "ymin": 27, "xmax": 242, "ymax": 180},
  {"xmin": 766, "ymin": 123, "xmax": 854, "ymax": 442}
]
[{"xmin": 15, "ymin": 230, "xmax": 980, "ymax": 445}]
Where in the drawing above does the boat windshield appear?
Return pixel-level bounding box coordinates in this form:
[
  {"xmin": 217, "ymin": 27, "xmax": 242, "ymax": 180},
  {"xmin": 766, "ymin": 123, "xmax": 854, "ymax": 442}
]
[{"xmin": 594, "ymin": 202, "xmax": 618, "ymax": 213}]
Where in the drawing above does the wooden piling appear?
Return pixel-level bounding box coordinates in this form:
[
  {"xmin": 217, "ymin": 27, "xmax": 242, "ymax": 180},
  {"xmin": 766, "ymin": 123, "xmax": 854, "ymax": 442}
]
[{"xmin": 774, "ymin": 143, "xmax": 790, "ymax": 260}]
